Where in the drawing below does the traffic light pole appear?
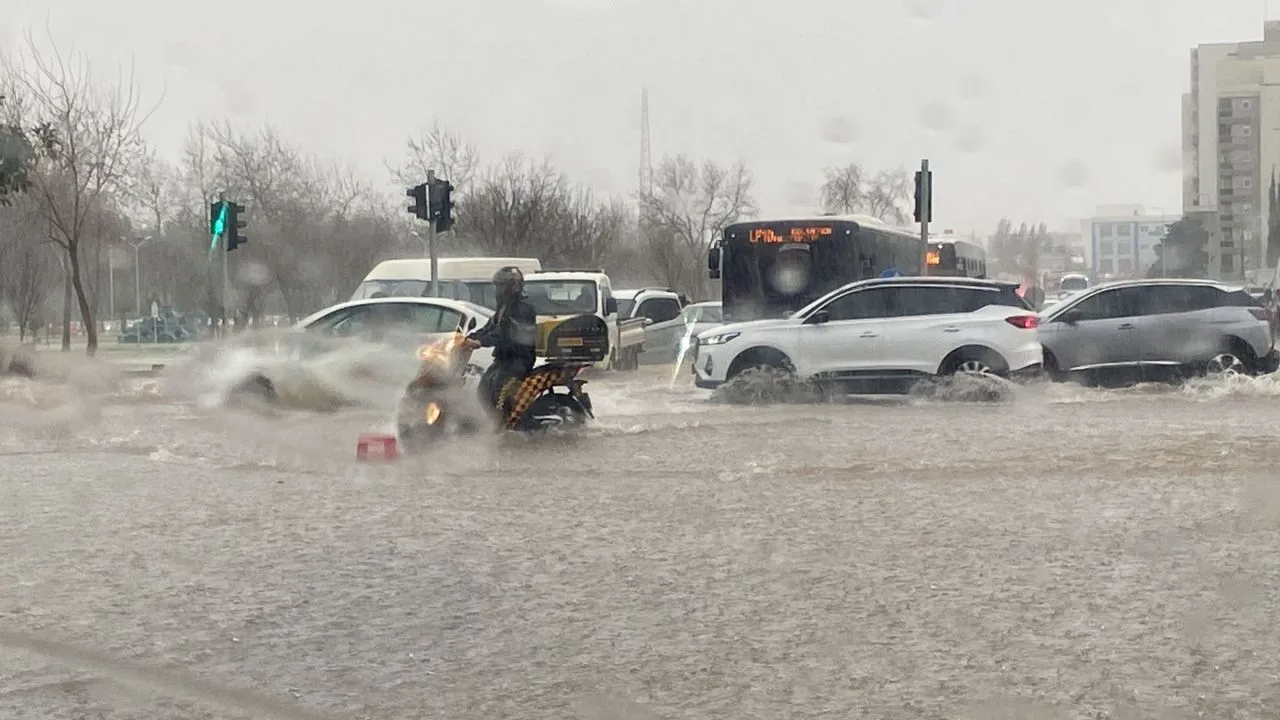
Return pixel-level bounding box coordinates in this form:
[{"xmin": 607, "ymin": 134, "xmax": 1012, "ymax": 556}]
[{"xmin": 426, "ymin": 170, "xmax": 439, "ymax": 297}]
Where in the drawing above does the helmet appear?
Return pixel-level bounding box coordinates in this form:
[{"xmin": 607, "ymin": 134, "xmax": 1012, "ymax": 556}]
[{"xmin": 493, "ymin": 266, "xmax": 524, "ymax": 303}]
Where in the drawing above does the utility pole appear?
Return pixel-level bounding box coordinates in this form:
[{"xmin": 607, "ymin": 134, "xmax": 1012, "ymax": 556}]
[
  {"xmin": 128, "ymin": 236, "xmax": 151, "ymax": 317},
  {"xmin": 914, "ymin": 159, "xmax": 932, "ymax": 273}
]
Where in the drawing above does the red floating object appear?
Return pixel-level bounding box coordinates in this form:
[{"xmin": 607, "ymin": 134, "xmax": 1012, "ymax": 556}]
[{"xmin": 356, "ymin": 433, "xmax": 398, "ymax": 461}]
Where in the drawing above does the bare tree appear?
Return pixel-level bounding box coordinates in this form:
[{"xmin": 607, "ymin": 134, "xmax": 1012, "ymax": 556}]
[
  {"xmin": 174, "ymin": 120, "xmax": 400, "ymax": 321},
  {"xmin": 818, "ymin": 164, "xmax": 864, "ymax": 215},
  {"xmin": 2, "ymin": 233, "xmax": 54, "ymax": 340},
  {"xmin": 388, "ymin": 119, "xmax": 479, "ymax": 195},
  {"xmin": 819, "ymin": 163, "xmax": 912, "ymax": 225},
  {"xmin": 640, "ymin": 154, "xmax": 756, "ymax": 296},
  {"xmin": 2, "ymin": 30, "xmax": 155, "ymax": 354},
  {"xmin": 0, "ymin": 196, "xmax": 54, "ymax": 338},
  {"xmin": 456, "ymin": 154, "xmax": 629, "ymax": 269},
  {"xmin": 862, "ymin": 168, "xmax": 911, "ymax": 225}
]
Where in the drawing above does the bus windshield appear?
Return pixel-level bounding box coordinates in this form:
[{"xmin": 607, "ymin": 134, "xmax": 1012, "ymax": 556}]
[{"xmin": 716, "ymin": 219, "xmax": 922, "ymax": 321}]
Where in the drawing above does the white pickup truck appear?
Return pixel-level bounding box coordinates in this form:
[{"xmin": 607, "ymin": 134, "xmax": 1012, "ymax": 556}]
[
  {"xmin": 614, "ymin": 287, "xmax": 689, "ymax": 364},
  {"xmin": 523, "ymin": 271, "xmax": 646, "ymax": 370}
]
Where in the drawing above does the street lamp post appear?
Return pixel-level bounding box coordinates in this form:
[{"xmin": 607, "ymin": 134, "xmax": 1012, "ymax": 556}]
[
  {"xmin": 128, "ymin": 235, "xmax": 152, "ymax": 317},
  {"xmin": 108, "ymin": 246, "xmax": 116, "ymax": 321}
]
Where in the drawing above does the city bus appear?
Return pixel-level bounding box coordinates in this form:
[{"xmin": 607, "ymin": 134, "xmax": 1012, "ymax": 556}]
[
  {"xmin": 707, "ymin": 214, "xmax": 923, "ymax": 322},
  {"xmin": 925, "ymin": 236, "xmax": 987, "ymax": 278}
]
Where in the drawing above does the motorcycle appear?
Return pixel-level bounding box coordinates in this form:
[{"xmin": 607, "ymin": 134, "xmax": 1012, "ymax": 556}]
[{"xmin": 395, "ymin": 330, "xmax": 596, "ymax": 452}]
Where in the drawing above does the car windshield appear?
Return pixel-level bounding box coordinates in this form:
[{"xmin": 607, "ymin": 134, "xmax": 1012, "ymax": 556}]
[
  {"xmin": 683, "ymin": 305, "xmax": 722, "ymax": 323},
  {"xmin": 524, "ymin": 280, "xmax": 598, "ymax": 315}
]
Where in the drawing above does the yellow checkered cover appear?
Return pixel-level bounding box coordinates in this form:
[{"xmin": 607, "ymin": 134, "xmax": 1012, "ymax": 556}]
[{"xmin": 497, "ymin": 366, "xmax": 576, "ymax": 429}]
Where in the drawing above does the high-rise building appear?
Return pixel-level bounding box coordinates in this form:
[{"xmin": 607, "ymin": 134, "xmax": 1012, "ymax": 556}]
[
  {"xmin": 1181, "ymin": 21, "xmax": 1280, "ymax": 279},
  {"xmin": 1081, "ymin": 205, "xmax": 1180, "ymax": 278}
]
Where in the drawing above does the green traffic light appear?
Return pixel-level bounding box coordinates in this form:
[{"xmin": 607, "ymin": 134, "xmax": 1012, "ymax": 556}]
[{"xmin": 210, "ymin": 202, "xmax": 228, "ymax": 249}]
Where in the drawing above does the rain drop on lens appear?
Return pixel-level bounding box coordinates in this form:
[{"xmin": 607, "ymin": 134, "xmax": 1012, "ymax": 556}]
[{"xmin": 903, "ymin": 0, "xmax": 945, "ymax": 20}]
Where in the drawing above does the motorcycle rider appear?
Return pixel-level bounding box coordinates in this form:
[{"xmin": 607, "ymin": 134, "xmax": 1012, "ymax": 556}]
[{"xmin": 464, "ymin": 266, "xmax": 538, "ymax": 418}]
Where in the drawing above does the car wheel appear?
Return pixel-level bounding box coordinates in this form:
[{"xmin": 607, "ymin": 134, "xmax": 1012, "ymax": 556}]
[
  {"xmin": 940, "ymin": 347, "xmax": 1007, "ymax": 376},
  {"xmin": 230, "ymin": 374, "xmax": 277, "ymax": 404},
  {"xmin": 1204, "ymin": 352, "xmax": 1246, "ymax": 376},
  {"xmin": 1042, "ymin": 349, "xmax": 1067, "ymax": 382},
  {"xmin": 726, "ymin": 349, "xmax": 795, "ymax": 382}
]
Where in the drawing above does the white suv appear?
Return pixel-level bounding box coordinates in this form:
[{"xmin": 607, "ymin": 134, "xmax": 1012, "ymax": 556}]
[{"xmin": 691, "ymin": 277, "xmax": 1042, "ymax": 393}]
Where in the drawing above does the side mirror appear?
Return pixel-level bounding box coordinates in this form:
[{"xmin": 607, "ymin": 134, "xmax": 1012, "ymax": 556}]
[
  {"xmin": 1060, "ymin": 310, "xmax": 1082, "ymax": 324},
  {"xmin": 707, "ymin": 248, "xmax": 720, "ymax": 272},
  {"xmin": 643, "ymin": 317, "xmax": 654, "ymax": 326},
  {"xmin": 604, "ymin": 298, "xmax": 618, "ymax": 315},
  {"xmin": 805, "ymin": 309, "xmax": 830, "ymax": 324}
]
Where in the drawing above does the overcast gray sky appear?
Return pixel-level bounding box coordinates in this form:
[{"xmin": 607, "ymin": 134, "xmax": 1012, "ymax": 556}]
[{"xmin": 0, "ymin": 0, "xmax": 1267, "ymax": 234}]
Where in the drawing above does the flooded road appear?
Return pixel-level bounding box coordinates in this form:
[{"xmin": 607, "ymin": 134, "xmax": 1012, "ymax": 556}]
[{"xmin": 3, "ymin": 361, "xmax": 1280, "ymax": 719}]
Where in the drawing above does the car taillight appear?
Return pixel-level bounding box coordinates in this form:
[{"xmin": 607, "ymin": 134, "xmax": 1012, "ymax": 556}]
[
  {"xmin": 1249, "ymin": 307, "xmax": 1268, "ymax": 321},
  {"xmin": 1005, "ymin": 315, "xmax": 1038, "ymax": 329}
]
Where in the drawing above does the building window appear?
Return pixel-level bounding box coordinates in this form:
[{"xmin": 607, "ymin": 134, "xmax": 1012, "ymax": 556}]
[
  {"xmin": 1240, "ymin": 126, "xmax": 1252, "ymax": 137},
  {"xmin": 1117, "ymin": 258, "xmax": 1133, "ymax": 275},
  {"xmin": 1222, "ymin": 255, "xmax": 1233, "ymax": 274},
  {"xmin": 1243, "ymin": 229, "xmax": 1254, "ymax": 241},
  {"xmin": 1239, "ymin": 99, "xmax": 1252, "ymax": 110},
  {"xmin": 1240, "ymin": 177, "xmax": 1252, "ymax": 188},
  {"xmin": 1098, "ymin": 223, "xmax": 1112, "ymax": 237},
  {"xmin": 1100, "ymin": 240, "xmax": 1115, "ymax": 256},
  {"xmin": 1116, "ymin": 223, "xmax": 1132, "ymax": 235}
]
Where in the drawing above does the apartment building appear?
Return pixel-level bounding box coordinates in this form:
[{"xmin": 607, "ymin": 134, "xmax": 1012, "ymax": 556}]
[
  {"xmin": 1182, "ymin": 21, "xmax": 1280, "ymax": 280},
  {"xmin": 1081, "ymin": 205, "xmax": 1181, "ymax": 278}
]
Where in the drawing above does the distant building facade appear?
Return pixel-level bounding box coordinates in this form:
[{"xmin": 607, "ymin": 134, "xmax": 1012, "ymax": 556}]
[
  {"xmin": 1081, "ymin": 205, "xmax": 1180, "ymax": 278},
  {"xmin": 1181, "ymin": 21, "xmax": 1280, "ymax": 278}
]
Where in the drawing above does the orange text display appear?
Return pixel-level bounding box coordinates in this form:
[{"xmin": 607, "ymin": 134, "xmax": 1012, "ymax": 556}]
[{"xmin": 748, "ymin": 226, "xmax": 833, "ymax": 244}]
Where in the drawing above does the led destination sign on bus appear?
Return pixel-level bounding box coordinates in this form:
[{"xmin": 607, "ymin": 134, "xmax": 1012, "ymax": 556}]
[{"xmin": 748, "ymin": 226, "xmax": 834, "ymax": 244}]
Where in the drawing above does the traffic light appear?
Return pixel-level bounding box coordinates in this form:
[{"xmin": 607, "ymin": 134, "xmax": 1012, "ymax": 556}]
[
  {"xmin": 210, "ymin": 201, "xmax": 226, "ymax": 242},
  {"xmin": 407, "ymin": 183, "xmax": 429, "ymax": 220},
  {"xmin": 429, "ymin": 178, "xmax": 454, "ymax": 232},
  {"xmin": 226, "ymin": 202, "xmax": 247, "ymax": 250},
  {"xmin": 913, "ymin": 170, "xmax": 932, "ymax": 223}
]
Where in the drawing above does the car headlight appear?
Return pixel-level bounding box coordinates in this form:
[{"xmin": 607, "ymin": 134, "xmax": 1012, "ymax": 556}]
[{"xmin": 700, "ymin": 332, "xmax": 739, "ymax": 346}]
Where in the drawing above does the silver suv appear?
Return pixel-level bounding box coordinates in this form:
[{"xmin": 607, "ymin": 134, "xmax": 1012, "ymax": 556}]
[{"xmin": 1039, "ymin": 278, "xmax": 1279, "ymax": 380}]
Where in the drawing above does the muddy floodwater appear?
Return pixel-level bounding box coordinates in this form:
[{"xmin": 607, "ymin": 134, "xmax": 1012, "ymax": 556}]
[{"xmin": 2, "ymin": 358, "xmax": 1280, "ymax": 719}]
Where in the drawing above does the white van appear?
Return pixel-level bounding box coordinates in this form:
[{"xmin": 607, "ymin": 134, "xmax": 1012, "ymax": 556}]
[{"xmin": 351, "ymin": 257, "xmax": 542, "ymax": 309}]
